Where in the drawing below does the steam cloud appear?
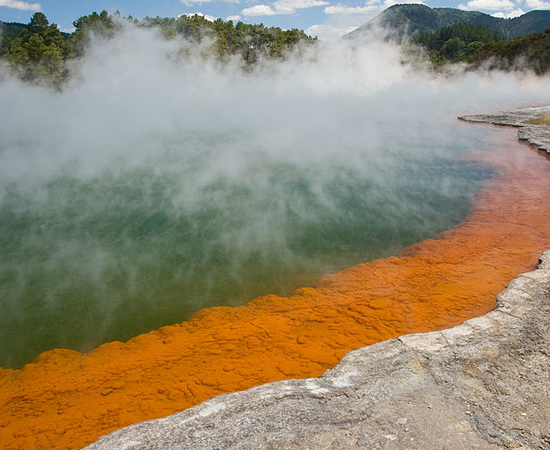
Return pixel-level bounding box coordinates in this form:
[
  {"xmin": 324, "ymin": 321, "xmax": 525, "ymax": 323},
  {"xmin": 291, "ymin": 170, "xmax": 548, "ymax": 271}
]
[{"xmin": 1, "ymin": 24, "xmax": 550, "ymax": 368}]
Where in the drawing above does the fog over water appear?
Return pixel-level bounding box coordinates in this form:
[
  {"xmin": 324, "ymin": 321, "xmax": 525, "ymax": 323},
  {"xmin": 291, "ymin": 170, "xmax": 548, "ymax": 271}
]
[{"xmin": 1, "ymin": 25, "xmax": 550, "ymax": 368}]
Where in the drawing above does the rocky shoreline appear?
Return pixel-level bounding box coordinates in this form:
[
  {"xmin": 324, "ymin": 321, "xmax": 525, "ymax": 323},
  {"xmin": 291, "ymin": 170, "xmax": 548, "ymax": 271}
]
[
  {"xmin": 459, "ymin": 105, "xmax": 550, "ymax": 155},
  {"xmin": 84, "ymin": 107, "xmax": 550, "ymax": 450}
]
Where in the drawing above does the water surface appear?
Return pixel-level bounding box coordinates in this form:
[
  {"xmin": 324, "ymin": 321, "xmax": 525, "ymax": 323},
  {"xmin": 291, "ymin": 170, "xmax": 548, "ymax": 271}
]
[{"xmin": 0, "ymin": 121, "xmax": 493, "ymax": 368}]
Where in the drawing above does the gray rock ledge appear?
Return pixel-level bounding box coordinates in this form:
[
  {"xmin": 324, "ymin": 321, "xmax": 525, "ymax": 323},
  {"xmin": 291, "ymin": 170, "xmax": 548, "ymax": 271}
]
[
  {"xmin": 459, "ymin": 105, "xmax": 550, "ymax": 155},
  {"xmin": 84, "ymin": 107, "xmax": 550, "ymax": 450}
]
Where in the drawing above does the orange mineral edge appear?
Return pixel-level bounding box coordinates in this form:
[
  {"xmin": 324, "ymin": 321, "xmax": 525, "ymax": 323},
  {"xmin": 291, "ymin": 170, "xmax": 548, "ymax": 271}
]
[{"xmin": 1, "ymin": 126, "xmax": 550, "ymax": 450}]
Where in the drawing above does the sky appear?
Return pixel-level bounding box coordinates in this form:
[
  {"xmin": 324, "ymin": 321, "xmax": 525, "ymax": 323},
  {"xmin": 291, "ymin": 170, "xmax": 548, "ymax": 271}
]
[{"xmin": 0, "ymin": 0, "xmax": 549, "ymax": 40}]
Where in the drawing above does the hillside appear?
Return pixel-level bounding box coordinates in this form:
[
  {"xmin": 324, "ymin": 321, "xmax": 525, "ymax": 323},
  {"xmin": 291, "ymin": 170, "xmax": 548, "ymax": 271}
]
[
  {"xmin": 345, "ymin": 4, "xmax": 550, "ymax": 40},
  {"xmin": 0, "ymin": 21, "xmax": 27, "ymax": 40},
  {"xmin": 469, "ymin": 28, "xmax": 550, "ymax": 74}
]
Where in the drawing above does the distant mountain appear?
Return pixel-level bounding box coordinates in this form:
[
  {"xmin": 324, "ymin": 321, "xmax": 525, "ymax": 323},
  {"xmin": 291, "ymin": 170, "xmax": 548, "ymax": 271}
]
[
  {"xmin": 0, "ymin": 21, "xmax": 27, "ymax": 40},
  {"xmin": 345, "ymin": 4, "xmax": 550, "ymax": 40}
]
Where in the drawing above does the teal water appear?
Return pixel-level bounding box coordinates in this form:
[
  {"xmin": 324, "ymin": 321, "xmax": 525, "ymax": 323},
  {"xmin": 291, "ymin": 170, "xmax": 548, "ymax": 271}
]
[{"xmin": 0, "ymin": 127, "xmax": 494, "ymax": 369}]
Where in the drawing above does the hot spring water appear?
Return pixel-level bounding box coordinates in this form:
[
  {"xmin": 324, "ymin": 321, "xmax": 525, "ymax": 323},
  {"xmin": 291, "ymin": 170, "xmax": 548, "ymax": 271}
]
[
  {"xmin": 2, "ymin": 26, "xmax": 550, "ymax": 369},
  {"xmin": 0, "ymin": 125, "xmax": 493, "ymax": 368}
]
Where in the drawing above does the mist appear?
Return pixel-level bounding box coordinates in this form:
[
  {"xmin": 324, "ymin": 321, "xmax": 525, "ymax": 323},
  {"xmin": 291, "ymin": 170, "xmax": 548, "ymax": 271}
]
[{"xmin": 1, "ymin": 23, "xmax": 550, "ymax": 368}]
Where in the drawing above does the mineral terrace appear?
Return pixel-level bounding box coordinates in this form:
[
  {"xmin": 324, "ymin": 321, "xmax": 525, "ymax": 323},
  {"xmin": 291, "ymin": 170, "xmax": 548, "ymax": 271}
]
[{"xmin": 84, "ymin": 106, "xmax": 550, "ymax": 450}]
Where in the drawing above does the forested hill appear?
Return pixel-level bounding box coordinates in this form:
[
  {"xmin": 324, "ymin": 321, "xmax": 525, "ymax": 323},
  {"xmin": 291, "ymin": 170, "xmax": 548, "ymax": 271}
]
[
  {"xmin": 345, "ymin": 4, "xmax": 550, "ymax": 40},
  {"xmin": 468, "ymin": 28, "xmax": 550, "ymax": 74},
  {"xmin": 0, "ymin": 12, "xmax": 314, "ymax": 86},
  {"xmin": 0, "ymin": 21, "xmax": 27, "ymax": 40}
]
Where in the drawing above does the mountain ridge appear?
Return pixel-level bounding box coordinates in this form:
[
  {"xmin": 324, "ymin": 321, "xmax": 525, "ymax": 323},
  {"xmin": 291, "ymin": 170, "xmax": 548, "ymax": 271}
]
[{"xmin": 345, "ymin": 4, "xmax": 550, "ymax": 40}]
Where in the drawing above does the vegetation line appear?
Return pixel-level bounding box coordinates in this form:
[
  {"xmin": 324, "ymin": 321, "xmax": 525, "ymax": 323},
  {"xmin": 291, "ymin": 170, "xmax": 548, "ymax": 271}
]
[{"xmin": 0, "ymin": 11, "xmax": 315, "ymax": 87}]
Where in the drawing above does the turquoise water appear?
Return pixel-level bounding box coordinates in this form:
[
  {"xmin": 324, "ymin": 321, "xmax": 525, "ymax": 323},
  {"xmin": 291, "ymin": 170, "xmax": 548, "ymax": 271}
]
[{"xmin": 0, "ymin": 126, "xmax": 493, "ymax": 369}]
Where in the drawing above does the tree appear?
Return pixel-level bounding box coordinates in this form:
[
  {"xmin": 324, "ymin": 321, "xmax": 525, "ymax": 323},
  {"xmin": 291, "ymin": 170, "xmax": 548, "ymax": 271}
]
[
  {"xmin": 0, "ymin": 10, "xmax": 317, "ymax": 85},
  {"xmin": 415, "ymin": 23, "xmax": 504, "ymax": 63},
  {"xmin": 465, "ymin": 41, "xmax": 483, "ymax": 56},
  {"xmin": 0, "ymin": 12, "xmax": 68, "ymax": 85},
  {"xmin": 70, "ymin": 10, "xmax": 118, "ymax": 56},
  {"xmin": 468, "ymin": 28, "xmax": 550, "ymax": 74},
  {"xmin": 28, "ymin": 12, "xmax": 49, "ymax": 34},
  {"xmin": 25, "ymin": 33, "xmax": 46, "ymax": 62},
  {"xmin": 442, "ymin": 37, "xmax": 465, "ymax": 60}
]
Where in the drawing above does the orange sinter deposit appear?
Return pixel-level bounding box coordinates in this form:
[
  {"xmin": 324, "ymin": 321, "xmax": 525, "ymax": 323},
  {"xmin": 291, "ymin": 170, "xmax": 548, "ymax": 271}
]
[{"xmin": 2, "ymin": 126, "xmax": 550, "ymax": 450}]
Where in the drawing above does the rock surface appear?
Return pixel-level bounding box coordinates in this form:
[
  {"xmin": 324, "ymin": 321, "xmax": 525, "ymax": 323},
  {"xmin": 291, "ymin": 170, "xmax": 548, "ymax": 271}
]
[
  {"xmin": 84, "ymin": 108, "xmax": 550, "ymax": 450},
  {"xmin": 460, "ymin": 105, "xmax": 550, "ymax": 154}
]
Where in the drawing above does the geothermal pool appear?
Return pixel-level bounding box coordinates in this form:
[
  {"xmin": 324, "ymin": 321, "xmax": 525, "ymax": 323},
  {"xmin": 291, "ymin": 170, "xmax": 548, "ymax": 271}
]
[
  {"xmin": 0, "ymin": 120, "xmax": 493, "ymax": 369},
  {"xmin": 3, "ymin": 124, "xmax": 550, "ymax": 450},
  {"xmin": 3, "ymin": 26, "xmax": 550, "ymax": 450},
  {"xmin": 2, "ymin": 26, "xmax": 550, "ymax": 371}
]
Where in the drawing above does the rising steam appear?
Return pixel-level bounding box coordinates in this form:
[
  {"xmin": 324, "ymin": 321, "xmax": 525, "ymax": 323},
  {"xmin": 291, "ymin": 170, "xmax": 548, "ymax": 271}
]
[{"xmin": 1, "ymin": 23, "xmax": 549, "ymax": 368}]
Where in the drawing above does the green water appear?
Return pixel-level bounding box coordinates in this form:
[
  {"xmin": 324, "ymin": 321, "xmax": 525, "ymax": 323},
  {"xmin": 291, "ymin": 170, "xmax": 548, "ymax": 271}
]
[{"xmin": 0, "ymin": 132, "xmax": 493, "ymax": 369}]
